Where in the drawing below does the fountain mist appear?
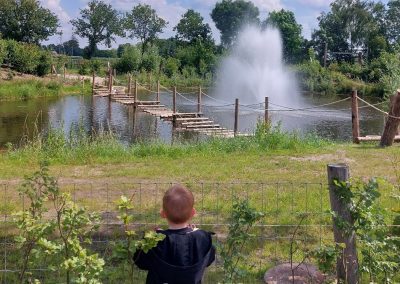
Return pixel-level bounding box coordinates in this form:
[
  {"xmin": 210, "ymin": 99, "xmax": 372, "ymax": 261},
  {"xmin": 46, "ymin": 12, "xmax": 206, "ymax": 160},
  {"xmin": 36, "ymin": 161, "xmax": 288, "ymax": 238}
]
[{"xmin": 213, "ymin": 26, "xmax": 301, "ymax": 106}]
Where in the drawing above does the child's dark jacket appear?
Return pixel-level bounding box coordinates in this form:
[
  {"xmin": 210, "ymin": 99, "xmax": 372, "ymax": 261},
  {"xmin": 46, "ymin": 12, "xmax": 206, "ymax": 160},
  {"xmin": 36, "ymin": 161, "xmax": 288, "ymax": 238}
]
[{"xmin": 134, "ymin": 227, "xmax": 215, "ymax": 284}]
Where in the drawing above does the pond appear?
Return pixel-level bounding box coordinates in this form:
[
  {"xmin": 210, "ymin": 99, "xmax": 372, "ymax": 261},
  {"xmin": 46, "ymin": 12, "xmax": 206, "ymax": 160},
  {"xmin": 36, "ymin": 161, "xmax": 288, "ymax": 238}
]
[{"xmin": 0, "ymin": 90, "xmax": 386, "ymax": 148}]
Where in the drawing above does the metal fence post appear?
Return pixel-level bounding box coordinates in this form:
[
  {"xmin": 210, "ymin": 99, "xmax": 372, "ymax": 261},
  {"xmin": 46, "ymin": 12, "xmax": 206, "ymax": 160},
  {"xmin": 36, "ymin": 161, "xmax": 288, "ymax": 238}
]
[{"xmin": 327, "ymin": 164, "xmax": 359, "ymax": 284}]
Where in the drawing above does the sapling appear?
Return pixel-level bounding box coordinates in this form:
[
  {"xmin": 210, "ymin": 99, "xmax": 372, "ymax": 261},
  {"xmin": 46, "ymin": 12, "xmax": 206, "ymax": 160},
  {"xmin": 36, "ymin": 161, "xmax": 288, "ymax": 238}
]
[
  {"xmin": 219, "ymin": 198, "xmax": 264, "ymax": 283},
  {"xmin": 14, "ymin": 161, "xmax": 56, "ymax": 283},
  {"xmin": 112, "ymin": 195, "xmax": 165, "ymax": 284}
]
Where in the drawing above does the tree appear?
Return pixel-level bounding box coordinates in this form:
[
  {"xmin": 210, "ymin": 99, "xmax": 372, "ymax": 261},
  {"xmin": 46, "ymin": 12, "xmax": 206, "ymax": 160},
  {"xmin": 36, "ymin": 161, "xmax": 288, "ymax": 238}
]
[
  {"xmin": 71, "ymin": 0, "xmax": 123, "ymax": 59},
  {"xmin": 0, "ymin": 0, "xmax": 59, "ymax": 44},
  {"xmin": 264, "ymin": 9, "xmax": 304, "ymax": 64},
  {"xmin": 174, "ymin": 9, "xmax": 213, "ymax": 43},
  {"xmin": 312, "ymin": 0, "xmax": 384, "ymax": 62},
  {"xmin": 211, "ymin": 0, "xmax": 260, "ymax": 47},
  {"xmin": 387, "ymin": 0, "xmax": 400, "ymax": 46},
  {"xmin": 125, "ymin": 4, "xmax": 167, "ymax": 57},
  {"xmin": 63, "ymin": 36, "xmax": 82, "ymax": 56}
]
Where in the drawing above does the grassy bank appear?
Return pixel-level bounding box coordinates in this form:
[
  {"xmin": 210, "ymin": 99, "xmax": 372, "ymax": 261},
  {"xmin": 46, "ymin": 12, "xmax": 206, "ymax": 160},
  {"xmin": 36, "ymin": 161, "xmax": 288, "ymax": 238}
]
[
  {"xmin": 0, "ymin": 124, "xmax": 399, "ymax": 184},
  {"xmin": 0, "ymin": 78, "xmax": 91, "ymax": 101}
]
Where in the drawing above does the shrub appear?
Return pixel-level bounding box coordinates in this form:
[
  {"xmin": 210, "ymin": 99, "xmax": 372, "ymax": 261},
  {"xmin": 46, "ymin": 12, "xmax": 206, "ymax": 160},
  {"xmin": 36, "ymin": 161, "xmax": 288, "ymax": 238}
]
[
  {"xmin": 0, "ymin": 39, "xmax": 6, "ymax": 65},
  {"xmin": 114, "ymin": 46, "xmax": 141, "ymax": 74},
  {"xmin": 163, "ymin": 57, "xmax": 180, "ymax": 78},
  {"xmin": 78, "ymin": 59, "xmax": 90, "ymax": 75},
  {"xmin": 8, "ymin": 42, "xmax": 41, "ymax": 74},
  {"xmin": 36, "ymin": 51, "xmax": 53, "ymax": 77}
]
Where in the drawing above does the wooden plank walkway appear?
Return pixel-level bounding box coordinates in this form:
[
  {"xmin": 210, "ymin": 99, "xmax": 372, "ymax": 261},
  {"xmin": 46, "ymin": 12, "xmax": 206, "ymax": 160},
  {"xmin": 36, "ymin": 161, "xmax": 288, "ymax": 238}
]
[{"xmin": 92, "ymin": 85, "xmax": 242, "ymax": 138}]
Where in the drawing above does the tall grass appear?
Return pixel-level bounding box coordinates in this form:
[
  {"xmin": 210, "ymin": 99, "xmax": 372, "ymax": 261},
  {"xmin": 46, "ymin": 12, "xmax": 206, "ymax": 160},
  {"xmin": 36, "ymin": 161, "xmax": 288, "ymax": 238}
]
[
  {"xmin": 4, "ymin": 122, "xmax": 331, "ymax": 164},
  {"xmin": 0, "ymin": 79, "xmax": 89, "ymax": 101}
]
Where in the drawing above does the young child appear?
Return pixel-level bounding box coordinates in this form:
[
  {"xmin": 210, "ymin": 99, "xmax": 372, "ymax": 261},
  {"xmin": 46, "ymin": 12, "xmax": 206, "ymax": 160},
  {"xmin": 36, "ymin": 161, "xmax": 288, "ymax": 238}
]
[{"xmin": 134, "ymin": 184, "xmax": 215, "ymax": 284}]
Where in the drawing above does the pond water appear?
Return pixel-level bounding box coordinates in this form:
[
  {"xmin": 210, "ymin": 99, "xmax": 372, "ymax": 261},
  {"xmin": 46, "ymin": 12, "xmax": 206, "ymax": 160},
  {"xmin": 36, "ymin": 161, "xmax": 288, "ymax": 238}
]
[{"xmin": 0, "ymin": 90, "xmax": 386, "ymax": 148}]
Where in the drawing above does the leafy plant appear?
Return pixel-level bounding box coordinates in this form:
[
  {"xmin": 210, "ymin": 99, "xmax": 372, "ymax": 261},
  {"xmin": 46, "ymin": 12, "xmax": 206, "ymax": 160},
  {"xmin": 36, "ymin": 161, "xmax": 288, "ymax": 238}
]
[
  {"xmin": 14, "ymin": 161, "xmax": 56, "ymax": 283},
  {"xmin": 327, "ymin": 178, "xmax": 400, "ymax": 283},
  {"xmin": 112, "ymin": 195, "xmax": 165, "ymax": 284},
  {"xmin": 219, "ymin": 198, "xmax": 264, "ymax": 282},
  {"xmin": 14, "ymin": 162, "xmax": 104, "ymax": 284}
]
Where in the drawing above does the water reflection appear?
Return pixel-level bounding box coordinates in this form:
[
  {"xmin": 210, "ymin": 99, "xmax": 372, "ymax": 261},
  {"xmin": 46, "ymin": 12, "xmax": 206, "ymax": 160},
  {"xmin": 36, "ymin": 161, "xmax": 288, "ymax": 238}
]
[{"xmin": 0, "ymin": 91, "xmax": 387, "ymax": 148}]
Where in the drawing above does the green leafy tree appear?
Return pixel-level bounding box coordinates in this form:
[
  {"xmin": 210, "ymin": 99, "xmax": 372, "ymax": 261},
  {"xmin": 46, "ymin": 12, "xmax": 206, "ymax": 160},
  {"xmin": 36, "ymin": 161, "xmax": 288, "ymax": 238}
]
[
  {"xmin": 174, "ymin": 9, "xmax": 213, "ymax": 43},
  {"xmin": 387, "ymin": 0, "xmax": 400, "ymax": 46},
  {"xmin": 163, "ymin": 57, "xmax": 180, "ymax": 78},
  {"xmin": 71, "ymin": 0, "xmax": 124, "ymax": 59},
  {"xmin": 0, "ymin": 0, "xmax": 59, "ymax": 44},
  {"xmin": 211, "ymin": 0, "xmax": 260, "ymax": 47},
  {"xmin": 125, "ymin": 4, "xmax": 167, "ymax": 57},
  {"xmin": 264, "ymin": 9, "xmax": 304, "ymax": 64},
  {"xmin": 114, "ymin": 45, "xmax": 141, "ymax": 74},
  {"xmin": 312, "ymin": 0, "xmax": 385, "ymax": 62}
]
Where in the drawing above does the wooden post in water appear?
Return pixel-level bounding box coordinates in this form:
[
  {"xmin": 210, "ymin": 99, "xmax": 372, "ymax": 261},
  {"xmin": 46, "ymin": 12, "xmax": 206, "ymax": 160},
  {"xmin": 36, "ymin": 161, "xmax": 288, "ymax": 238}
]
[
  {"xmin": 351, "ymin": 90, "xmax": 360, "ymax": 144},
  {"xmin": 157, "ymin": 80, "xmax": 160, "ymax": 102},
  {"xmin": 380, "ymin": 90, "xmax": 400, "ymax": 147},
  {"xmin": 327, "ymin": 164, "xmax": 359, "ymax": 284},
  {"xmin": 134, "ymin": 79, "xmax": 138, "ymax": 104},
  {"xmin": 198, "ymin": 86, "xmax": 202, "ymax": 114},
  {"xmin": 265, "ymin": 96, "xmax": 269, "ymax": 124},
  {"xmin": 234, "ymin": 98, "xmax": 239, "ymax": 137},
  {"xmin": 127, "ymin": 74, "xmax": 132, "ymax": 96},
  {"xmin": 173, "ymin": 86, "xmax": 177, "ymax": 113},
  {"xmin": 92, "ymin": 72, "xmax": 96, "ymax": 95}
]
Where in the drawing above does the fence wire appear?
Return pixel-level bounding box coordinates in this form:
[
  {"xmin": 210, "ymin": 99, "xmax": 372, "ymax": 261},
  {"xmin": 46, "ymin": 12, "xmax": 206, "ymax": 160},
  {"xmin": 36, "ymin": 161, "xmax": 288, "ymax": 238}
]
[{"xmin": 0, "ymin": 182, "xmax": 398, "ymax": 283}]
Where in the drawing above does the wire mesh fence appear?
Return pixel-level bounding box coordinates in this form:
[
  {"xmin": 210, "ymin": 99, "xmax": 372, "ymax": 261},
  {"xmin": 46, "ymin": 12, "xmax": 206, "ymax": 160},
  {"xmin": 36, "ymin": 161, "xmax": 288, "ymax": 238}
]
[{"xmin": 0, "ymin": 181, "xmax": 398, "ymax": 283}]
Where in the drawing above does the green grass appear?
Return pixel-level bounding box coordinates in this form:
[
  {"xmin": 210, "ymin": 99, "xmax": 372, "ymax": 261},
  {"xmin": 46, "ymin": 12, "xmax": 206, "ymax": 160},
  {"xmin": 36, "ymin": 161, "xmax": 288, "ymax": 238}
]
[
  {"xmin": 0, "ymin": 125, "xmax": 399, "ymax": 283},
  {"xmin": 0, "ymin": 78, "xmax": 90, "ymax": 101}
]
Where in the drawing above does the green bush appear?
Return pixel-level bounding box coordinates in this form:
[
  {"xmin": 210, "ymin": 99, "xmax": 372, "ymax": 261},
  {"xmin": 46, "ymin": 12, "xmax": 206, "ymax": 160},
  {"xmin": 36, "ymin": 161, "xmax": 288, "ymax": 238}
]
[
  {"xmin": 36, "ymin": 51, "xmax": 52, "ymax": 77},
  {"xmin": 114, "ymin": 46, "xmax": 141, "ymax": 74},
  {"xmin": 163, "ymin": 57, "xmax": 180, "ymax": 78},
  {"xmin": 0, "ymin": 39, "xmax": 6, "ymax": 65},
  {"xmin": 78, "ymin": 59, "xmax": 90, "ymax": 75},
  {"xmin": 141, "ymin": 46, "xmax": 161, "ymax": 73},
  {"xmin": 7, "ymin": 41, "xmax": 41, "ymax": 74}
]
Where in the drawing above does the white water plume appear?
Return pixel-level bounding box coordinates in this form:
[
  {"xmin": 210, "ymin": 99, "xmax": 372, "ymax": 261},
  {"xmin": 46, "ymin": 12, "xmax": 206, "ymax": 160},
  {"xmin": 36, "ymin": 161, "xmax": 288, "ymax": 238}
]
[{"xmin": 213, "ymin": 26, "xmax": 301, "ymax": 107}]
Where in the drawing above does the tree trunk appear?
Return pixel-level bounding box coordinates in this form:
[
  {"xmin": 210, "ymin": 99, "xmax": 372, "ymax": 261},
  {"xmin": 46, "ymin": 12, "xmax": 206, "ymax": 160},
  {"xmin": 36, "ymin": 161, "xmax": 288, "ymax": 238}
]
[{"xmin": 380, "ymin": 91, "xmax": 400, "ymax": 147}]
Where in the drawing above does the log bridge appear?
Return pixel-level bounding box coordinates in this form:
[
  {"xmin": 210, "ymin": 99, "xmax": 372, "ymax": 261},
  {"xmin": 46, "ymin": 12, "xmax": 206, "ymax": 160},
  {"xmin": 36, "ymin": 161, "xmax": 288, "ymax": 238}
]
[{"xmin": 92, "ymin": 74, "xmax": 241, "ymax": 138}]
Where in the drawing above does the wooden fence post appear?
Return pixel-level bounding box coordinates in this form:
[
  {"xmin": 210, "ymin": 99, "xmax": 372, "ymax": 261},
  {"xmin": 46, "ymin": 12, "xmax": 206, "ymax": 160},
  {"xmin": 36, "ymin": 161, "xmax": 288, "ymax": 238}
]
[
  {"xmin": 108, "ymin": 69, "xmax": 113, "ymax": 101},
  {"xmin": 92, "ymin": 72, "xmax": 96, "ymax": 95},
  {"xmin": 265, "ymin": 96, "xmax": 269, "ymax": 124},
  {"xmin": 351, "ymin": 90, "xmax": 360, "ymax": 144},
  {"xmin": 127, "ymin": 74, "xmax": 132, "ymax": 96},
  {"xmin": 173, "ymin": 86, "xmax": 177, "ymax": 113},
  {"xmin": 234, "ymin": 98, "xmax": 239, "ymax": 136},
  {"xmin": 380, "ymin": 91, "xmax": 400, "ymax": 147},
  {"xmin": 157, "ymin": 80, "xmax": 160, "ymax": 102},
  {"xmin": 198, "ymin": 86, "xmax": 202, "ymax": 114},
  {"xmin": 327, "ymin": 164, "xmax": 359, "ymax": 284}
]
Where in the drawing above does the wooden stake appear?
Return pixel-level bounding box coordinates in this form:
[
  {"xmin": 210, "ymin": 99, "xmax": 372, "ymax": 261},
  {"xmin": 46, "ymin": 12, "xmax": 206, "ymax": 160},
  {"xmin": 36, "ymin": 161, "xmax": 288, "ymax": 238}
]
[
  {"xmin": 380, "ymin": 91, "xmax": 400, "ymax": 147},
  {"xmin": 351, "ymin": 90, "xmax": 360, "ymax": 144},
  {"xmin": 198, "ymin": 86, "xmax": 202, "ymax": 114},
  {"xmin": 127, "ymin": 74, "xmax": 132, "ymax": 96},
  {"xmin": 327, "ymin": 164, "xmax": 359, "ymax": 284},
  {"xmin": 173, "ymin": 86, "xmax": 177, "ymax": 113},
  {"xmin": 234, "ymin": 98, "xmax": 239, "ymax": 136},
  {"xmin": 265, "ymin": 96, "xmax": 269, "ymax": 124},
  {"xmin": 134, "ymin": 79, "xmax": 138, "ymax": 104},
  {"xmin": 157, "ymin": 80, "xmax": 160, "ymax": 102},
  {"xmin": 92, "ymin": 72, "xmax": 96, "ymax": 95}
]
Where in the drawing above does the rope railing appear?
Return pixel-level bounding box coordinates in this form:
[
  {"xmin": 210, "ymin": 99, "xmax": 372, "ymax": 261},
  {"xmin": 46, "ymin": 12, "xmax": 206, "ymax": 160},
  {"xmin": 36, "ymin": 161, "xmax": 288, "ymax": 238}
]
[{"xmin": 356, "ymin": 96, "xmax": 400, "ymax": 120}]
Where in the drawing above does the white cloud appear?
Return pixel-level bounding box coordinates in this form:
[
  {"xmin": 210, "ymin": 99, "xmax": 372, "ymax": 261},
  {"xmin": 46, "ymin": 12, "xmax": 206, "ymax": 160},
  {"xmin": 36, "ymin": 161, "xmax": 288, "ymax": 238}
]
[
  {"xmin": 40, "ymin": 0, "xmax": 72, "ymax": 43},
  {"xmin": 297, "ymin": 0, "xmax": 333, "ymax": 8}
]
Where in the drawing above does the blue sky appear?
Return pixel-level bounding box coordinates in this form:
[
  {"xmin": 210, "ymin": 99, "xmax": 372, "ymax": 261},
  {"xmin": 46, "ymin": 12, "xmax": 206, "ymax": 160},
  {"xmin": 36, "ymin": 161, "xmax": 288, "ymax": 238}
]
[{"xmin": 39, "ymin": 0, "xmax": 388, "ymax": 48}]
